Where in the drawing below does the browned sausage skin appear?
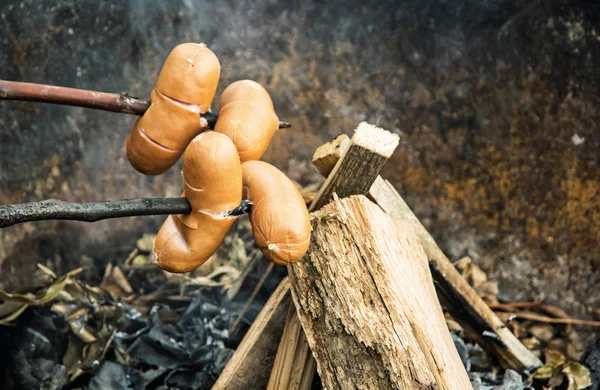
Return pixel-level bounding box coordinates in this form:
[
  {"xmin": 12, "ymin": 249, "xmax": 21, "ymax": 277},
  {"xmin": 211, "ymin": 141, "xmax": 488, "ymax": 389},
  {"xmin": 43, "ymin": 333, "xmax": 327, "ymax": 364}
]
[
  {"xmin": 153, "ymin": 132, "xmax": 242, "ymax": 273},
  {"xmin": 242, "ymin": 161, "xmax": 311, "ymax": 265},
  {"xmin": 126, "ymin": 42, "xmax": 221, "ymax": 175},
  {"xmin": 156, "ymin": 42, "xmax": 221, "ymax": 110},
  {"xmin": 214, "ymin": 80, "xmax": 279, "ymax": 162}
]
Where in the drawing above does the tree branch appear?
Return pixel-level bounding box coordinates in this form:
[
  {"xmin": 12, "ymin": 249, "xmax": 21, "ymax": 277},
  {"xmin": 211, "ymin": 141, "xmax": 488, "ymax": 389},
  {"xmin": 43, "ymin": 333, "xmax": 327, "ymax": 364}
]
[
  {"xmin": 0, "ymin": 80, "xmax": 291, "ymax": 129},
  {"xmin": 0, "ymin": 198, "xmax": 252, "ymax": 228}
]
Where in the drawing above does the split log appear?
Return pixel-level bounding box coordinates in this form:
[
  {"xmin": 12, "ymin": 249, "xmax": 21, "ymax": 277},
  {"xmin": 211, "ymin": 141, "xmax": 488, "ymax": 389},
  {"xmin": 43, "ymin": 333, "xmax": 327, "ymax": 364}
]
[
  {"xmin": 312, "ymin": 135, "xmax": 542, "ymax": 371},
  {"xmin": 288, "ymin": 194, "xmax": 472, "ymax": 389},
  {"xmin": 267, "ymin": 122, "xmax": 400, "ymax": 387},
  {"xmin": 212, "ymin": 278, "xmax": 291, "ymax": 390}
]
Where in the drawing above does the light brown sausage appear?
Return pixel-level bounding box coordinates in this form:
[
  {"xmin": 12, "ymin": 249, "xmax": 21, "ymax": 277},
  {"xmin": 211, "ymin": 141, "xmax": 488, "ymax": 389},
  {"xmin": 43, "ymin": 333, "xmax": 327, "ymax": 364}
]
[
  {"xmin": 242, "ymin": 161, "xmax": 311, "ymax": 265},
  {"xmin": 125, "ymin": 89, "xmax": 210, "ymax": 174},
  {"xmin": 219, "ymin": 80, "xmax": 275, "ymax": 111},
  {"xmin": 153, "ymin": 132, "xmax": 242, "ymax": 273},
  {"xmin": 125, "ymin": 123, "xmax": 182, "ymax": 176},
  {"xmin": 214, "ymin": 80, "xmax": 279, "ymax": 162},
  {"xmin": 126, "ymin": 42, "xmax": 220, "ymax": 175},
  {"xmin": 155, "ymin": 42, "xmax": 221, "ymax": 111}
]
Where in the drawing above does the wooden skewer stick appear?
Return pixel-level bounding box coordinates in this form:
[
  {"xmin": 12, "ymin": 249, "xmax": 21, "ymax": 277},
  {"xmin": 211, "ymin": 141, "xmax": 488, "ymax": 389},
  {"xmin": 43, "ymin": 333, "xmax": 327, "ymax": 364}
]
[
  {"xmin": 0, "ymin": 79, "xmax": 291, "ymax": 129},
  {"xmin": 0, "ymin": 198, "xmax": 252, "ymax": 228}
]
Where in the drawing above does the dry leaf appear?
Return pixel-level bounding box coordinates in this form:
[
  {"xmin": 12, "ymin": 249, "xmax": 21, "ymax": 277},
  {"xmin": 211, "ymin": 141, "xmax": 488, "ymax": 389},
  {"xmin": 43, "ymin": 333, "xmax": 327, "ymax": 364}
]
[
  {"xmin": 562, "ymin": 362, "xmax": 592, "ymax": 390},
  {"xmin": 521, "ymin": 337, "xmax": 541, "ymax": 350},
  {"xmin": 530, "ymin": 324, "xmax": 554, "ymax": 342},
  {"xmin": 136, "ymin": 234, "xmax": 156, "ymax": 252},
  {"xmin": 0, "ymin": 268, "xmax": 82, "ymax": 325}
]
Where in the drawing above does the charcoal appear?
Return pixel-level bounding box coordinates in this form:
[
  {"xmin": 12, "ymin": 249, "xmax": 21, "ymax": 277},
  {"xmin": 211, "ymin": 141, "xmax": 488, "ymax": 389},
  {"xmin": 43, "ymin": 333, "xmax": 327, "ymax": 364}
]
[
  {"xmin": 0, "ymin": 308, "xmax": 68, "ymax": 389},
  {"xmin": 162, "ymin": 368, "xmax": 208, "ymax": 390},
  {"xmin": 127, "ymin": 324, "xmax": 189, "ymax": 369},
  {"xmin": 451, "ymin": 331, "xmax": 471, "ymax": 372},
  {"xmin": 129, "ymin": 367, "xmax": 169, "ymax": 390},
  {"xmin": 580, "ymin": 339, "xmax": 600, "ymax": 390},
  {"xmin": 496, "ymin": 370, "xmax": 525, "ymax": 390},
  {"xmin": 88, "ymin": 361, "xmax": 133, "ymax": 390}
]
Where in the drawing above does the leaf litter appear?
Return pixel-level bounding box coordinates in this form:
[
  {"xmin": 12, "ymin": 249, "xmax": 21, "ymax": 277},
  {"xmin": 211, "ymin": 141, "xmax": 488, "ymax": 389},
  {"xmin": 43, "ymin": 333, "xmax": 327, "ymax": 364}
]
[
  {"xmin": 0, "ymin": 216, "xmax": 287, "ymax": 389},
  {"xmin": 0, "ymin": 213, "xmax": 599, "ymax": 389}
]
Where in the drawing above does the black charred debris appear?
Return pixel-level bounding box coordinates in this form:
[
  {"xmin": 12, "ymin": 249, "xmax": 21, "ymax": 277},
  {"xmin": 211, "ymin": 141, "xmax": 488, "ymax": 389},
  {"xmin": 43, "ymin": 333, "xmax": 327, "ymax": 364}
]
[{"xmin": 0, "ymin": 233, "xmax": 597, "ymax": 389}]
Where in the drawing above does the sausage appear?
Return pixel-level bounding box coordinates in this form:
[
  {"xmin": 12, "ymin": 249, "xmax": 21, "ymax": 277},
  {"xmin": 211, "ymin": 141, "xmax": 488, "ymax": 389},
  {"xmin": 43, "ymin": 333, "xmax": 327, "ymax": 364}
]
[
  {"xmin": 126, "ymin": 42, "xmax": 220, "ymax": 175},
  {"xmin": 125, "ymin": 89, "xmax": 209, "ymax": 174},
  {"xmin": 125, "ymin": 122, "xmax": 182, "ymax": 176},
  {"xmin": 155, "ymin": 42, "xmax": 221, "ymax": 112},
  {"xmin": 219, "ymin": 80, "xmax": 275, "ymax": 110},
  {"xmin": 214, "ymin": 80, "xmax": 279, "ymax": 162},
  {"xmin": 242, "ymin": 161, "xmax": 311, "ymax": 265},
  {"xmin": 153, "ymin": 132, "xmax": 242, "ymax": 273}
]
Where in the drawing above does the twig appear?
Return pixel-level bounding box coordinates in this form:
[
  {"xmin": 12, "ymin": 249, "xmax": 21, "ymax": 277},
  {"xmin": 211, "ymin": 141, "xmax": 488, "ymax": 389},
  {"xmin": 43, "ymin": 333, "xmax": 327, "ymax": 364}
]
[
  {"xmin": 0, "ymin": 79, "xmax": 151, "ymax": 115},
  {"xmin": 497, "ymin": 312, "xmax": 600, "ymax": 327},
  {"xmin": 0, "ymin": 198, "xmax": 252, "ymax": 228},
  {"xmin": 488, "ymin": 302, "xmax": 543, "ymax": 310},
  {"xmin": 0, "ymin": 79, "xmax": 291, "ymax": 129},
  {"xmin": 229, "ymin": 262, "xmax": 274, "ymax": 335}
]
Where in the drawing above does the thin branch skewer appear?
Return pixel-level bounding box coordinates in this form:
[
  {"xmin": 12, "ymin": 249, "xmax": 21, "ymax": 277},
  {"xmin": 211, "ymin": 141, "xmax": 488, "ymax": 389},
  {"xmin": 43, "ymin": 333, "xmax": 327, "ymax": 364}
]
[
  {"xmin": 0, "ymin": 198, "xmax": 252, "ymax": 229},
  {"xmin": 0, "ymin": 79, "xmax": 291, "ymax": 129}
]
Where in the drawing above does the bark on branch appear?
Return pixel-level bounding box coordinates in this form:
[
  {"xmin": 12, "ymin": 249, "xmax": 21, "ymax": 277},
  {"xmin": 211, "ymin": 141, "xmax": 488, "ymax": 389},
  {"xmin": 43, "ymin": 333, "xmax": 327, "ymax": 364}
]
[
  {"xmin": 0, "ymin": 198, "xmax": 252, "ymax": 228},
  {"xmin": 0, "ymin": 79, "xmax": 291, "ymax": 129}
]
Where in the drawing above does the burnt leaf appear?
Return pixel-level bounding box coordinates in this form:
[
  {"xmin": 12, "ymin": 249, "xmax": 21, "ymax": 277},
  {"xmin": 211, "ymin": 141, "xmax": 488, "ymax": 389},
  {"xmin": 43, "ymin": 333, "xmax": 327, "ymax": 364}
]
[{"xmin": 88, "ymin": 361, "xmax": 133, "ymax": 390}]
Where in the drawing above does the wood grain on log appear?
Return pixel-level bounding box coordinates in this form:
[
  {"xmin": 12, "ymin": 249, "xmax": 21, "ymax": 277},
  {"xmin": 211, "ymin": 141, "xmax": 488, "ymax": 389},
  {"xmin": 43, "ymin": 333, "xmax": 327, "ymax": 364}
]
[
  {"xmin": 309, "ymin": 122, "xmax": 399, "ymax": 212},
  {"xmin": 288, "ymin": 195, "xmax": 472, "ymax": 389}
]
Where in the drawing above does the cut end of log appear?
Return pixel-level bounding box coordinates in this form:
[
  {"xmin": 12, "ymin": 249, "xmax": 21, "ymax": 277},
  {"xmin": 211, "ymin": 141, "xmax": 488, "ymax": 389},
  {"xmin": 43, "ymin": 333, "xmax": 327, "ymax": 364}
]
[
  {"xmin": 352, "ymin": 122, "xmax": 400, "ymax": 158},
  {"xmin": 311, "ymin": 134, "xmax": 351, "ymax": 177}
]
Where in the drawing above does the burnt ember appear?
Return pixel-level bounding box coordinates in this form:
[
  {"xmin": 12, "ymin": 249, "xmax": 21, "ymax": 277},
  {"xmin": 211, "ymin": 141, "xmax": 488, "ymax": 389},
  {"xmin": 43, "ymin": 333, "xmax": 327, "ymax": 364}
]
[
  {"xmin": 90, "ymin": 297, "xmax": 238, "ymax": 389},
  {"xmin": 0, "ymin": 218, "xmax": 287, "ymax": 390},
  {"xmin": 0, "ymin": 289, "xmax": 269, "ymax": 390}
]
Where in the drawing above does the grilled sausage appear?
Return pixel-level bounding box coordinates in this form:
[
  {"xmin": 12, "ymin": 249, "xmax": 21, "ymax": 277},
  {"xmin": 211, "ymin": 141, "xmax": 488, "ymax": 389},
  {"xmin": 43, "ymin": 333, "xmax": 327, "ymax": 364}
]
[
  {"xmin": 153, "ymin": 132, "xmax": 242, "ymax": 273},
  {"xmin": 242, "ymin": 161, "xmax": 311, "ymax": 265},
  {"xmin": 214, "ymin": 80, "xmax": 279, "ymax": 162},
  {"xmin": 126, "ymin": 42, "xmax": 220, "ymax": 175}
]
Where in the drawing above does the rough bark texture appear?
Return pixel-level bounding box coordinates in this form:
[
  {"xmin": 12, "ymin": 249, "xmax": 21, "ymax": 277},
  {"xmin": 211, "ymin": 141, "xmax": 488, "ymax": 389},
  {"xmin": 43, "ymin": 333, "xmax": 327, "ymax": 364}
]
[
  {"xmin": 289, "ymin": 195, "xmax": 471, "ymax": 390},
  {"xmin": 213, "ymin": 278, "xmax": 292, "ymax": 390}
]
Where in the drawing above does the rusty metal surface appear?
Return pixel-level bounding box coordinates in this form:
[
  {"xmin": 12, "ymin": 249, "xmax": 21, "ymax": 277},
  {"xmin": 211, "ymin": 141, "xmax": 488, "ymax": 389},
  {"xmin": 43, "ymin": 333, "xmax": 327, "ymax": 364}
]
[{"xmin": 1, "ymin": 0, "xmax": 599, "ymax": 335}]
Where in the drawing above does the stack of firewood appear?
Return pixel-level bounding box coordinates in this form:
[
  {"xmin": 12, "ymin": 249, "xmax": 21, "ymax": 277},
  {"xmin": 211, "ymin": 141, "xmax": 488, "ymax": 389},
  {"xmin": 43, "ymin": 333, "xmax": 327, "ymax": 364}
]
[{"xmin": 212, "ymin": 122, "xmax": 546, "ymax": 390}]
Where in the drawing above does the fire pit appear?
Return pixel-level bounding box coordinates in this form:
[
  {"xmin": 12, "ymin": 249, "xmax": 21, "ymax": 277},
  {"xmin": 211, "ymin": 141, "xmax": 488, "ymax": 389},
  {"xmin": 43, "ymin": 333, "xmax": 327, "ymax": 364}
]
[{"xmin": 2, "ymin": 1, "xmax": 600, "ymax": 389}]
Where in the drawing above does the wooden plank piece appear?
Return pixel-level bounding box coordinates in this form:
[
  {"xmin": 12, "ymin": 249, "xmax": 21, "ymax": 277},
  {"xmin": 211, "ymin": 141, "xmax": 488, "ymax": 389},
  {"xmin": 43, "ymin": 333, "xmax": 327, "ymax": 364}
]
[
  {"xmin": 288, "ymin": 195, "xmax": 472, "ymax": 389},
  {"xmin": 371, "ymin": 177, "xmax": 542, "ymax": 371},
  {"xmin": 267, "ymin": 303, "xmax": 311, "ymax": 390},
  {"xmin": 309, "ymin": 122, "xmax": 399, "ymax": 212},
  {"xmin": 213, "ymin": 277, "xmax": 292, "ymax": 390},
  {"xmin": 311, "ymin": 134, "xmax": 351, "ymax": 176}
]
